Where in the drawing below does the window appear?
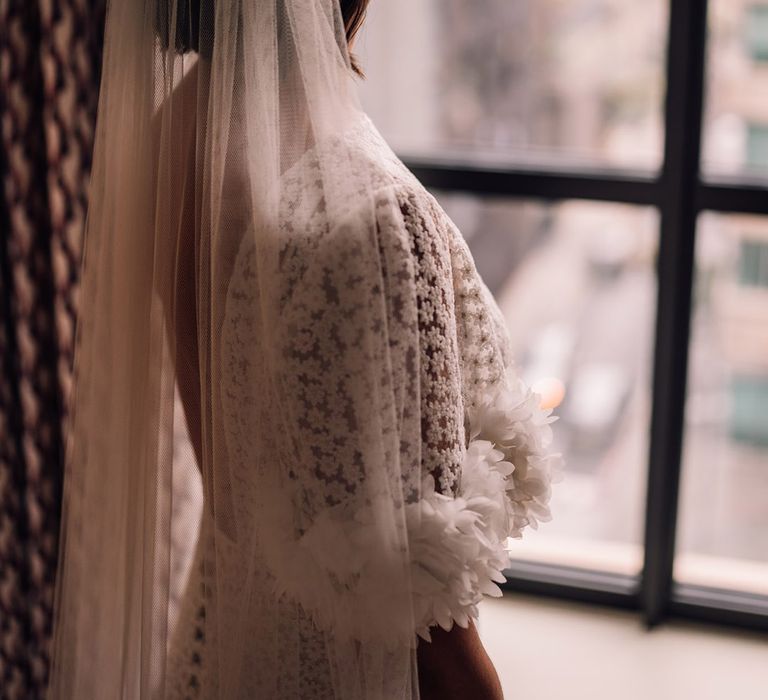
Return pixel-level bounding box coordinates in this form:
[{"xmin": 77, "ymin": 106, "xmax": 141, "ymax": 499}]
[
  {"xmin": 359, "ymin": 0, "xmax": 768, "ymax": 632},
  {"xmin": 676, "ymin": 214, "xmax": 768, "ymax": 598},
  {"xmin": 731, "ymin": 377, "xmax": 768, "ymax": 445},
  {"xmin": 739, "ymin": 239, "xmax": 768, "ymax": 286},
  {"xmin": 703, "ymin": 2, "xmax": 768, "ymax": 179},
  {"xmin": 747, "ymin": 123, "xmax": 768, "ymax": 171},
  {"xmin": 356, "ymin": 0, "xmax": 667, "ymax": 170},
  {"xmin": 746, "ymin": 4, "xmax": 768, "ymax": 62},
  {"xmin": 434, "ymin": 194, "xmax": 657, "ymax": 576}
]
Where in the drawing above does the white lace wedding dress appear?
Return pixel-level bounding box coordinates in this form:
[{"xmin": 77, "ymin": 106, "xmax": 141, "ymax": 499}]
[{"xmin": 165, "ymin": 114, "xmax": 559, "ymax": 699}]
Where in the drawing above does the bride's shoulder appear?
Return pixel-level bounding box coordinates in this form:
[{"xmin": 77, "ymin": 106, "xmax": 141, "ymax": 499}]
[{"xmin": 280, "ymin": 133, "xmax": 454, "ymax": 260}]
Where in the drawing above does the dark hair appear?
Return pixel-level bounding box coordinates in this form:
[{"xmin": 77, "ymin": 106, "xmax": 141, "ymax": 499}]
[
  {"xmin": 156, "ymin": 1, "xmax": 371, "ymax": 76},
  {"xmin": 340, "ymin": 0, "xmax": 371, "ymax": 77}
]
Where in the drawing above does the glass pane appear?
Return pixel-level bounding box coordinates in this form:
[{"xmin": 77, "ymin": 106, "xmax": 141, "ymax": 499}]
[
  {"xmin": 676, "ymin": 213, "xmax": 768, "ymax": 596},
  {"xmin": 435, "ymin": 193, "xmax": 658, "ymax": 575},
  {"xmin": 355, "ymin": 1, "xmax": 667, "ymax": 171},
  {"xmin": 747, "ymin": 4, "xmax": 768, "ymax": 60},
  {"xmin": 703, "ymin": 1, "xmax": 768, "ymax": 180}
]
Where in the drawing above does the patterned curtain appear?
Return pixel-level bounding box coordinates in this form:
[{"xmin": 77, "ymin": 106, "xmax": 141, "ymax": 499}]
[{"xmin": 0, "ymin": 1, "xmax": 105, "ymax": 696}]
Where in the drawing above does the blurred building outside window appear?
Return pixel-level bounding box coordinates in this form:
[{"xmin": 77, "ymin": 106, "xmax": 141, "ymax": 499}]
[
  {"xmin": 746, "ymin": 3, "xmax": 768, "ymax": 61},
  {"xmin": 356, "ymin": 0, "xmax": 667, "ymax": 170},
  {"xmin": 704, "ymin": 0, "xmax": 768, "ymax": 179},
  {"xmin": 739, "ymin": 239, "xmax": 768, "ymax": 286},
  {"xmin": 746, "ymin": 123, "xmax": 768, "ymax": 170},
  {"xmin": 676, "ymin": 212, "xmax": 768, "ymax": 596}
]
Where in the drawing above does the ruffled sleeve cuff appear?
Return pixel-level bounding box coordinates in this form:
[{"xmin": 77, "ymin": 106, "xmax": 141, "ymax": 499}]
[
  {"xmin": 263, "ymin": 367, "xmax": 562, "ymax": 647},
  {"xmin": 407, "ymin": 366, "xmax": 564, "ymax": 642}
]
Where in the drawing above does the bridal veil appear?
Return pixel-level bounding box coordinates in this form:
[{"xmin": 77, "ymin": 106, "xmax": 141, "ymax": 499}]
[
  {"xmin": 48, "ymin": 1, "xmax": 561, "ymax": 697},
  {"xmin": 48, "ymin": 0, "xmax": 439, "ymax": 696}
]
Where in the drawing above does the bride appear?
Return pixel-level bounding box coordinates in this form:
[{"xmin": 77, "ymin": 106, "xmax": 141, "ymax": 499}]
[{"xmin": 47, "ymin": 1, "xmax": 561, "ymax": 698}]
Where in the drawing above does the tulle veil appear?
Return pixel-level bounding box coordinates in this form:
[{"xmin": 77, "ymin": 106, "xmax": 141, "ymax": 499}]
[
  {"xmin": 48, "ymin": 0, "xmax": 425, "ymax": 696},
  {"xmin": 47, "ymin": 1, "xmax": 563, "ymax": 697}
]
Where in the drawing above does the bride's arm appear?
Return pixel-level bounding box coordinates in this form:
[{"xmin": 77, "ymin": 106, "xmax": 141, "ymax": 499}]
[
  {"xmin": 397, "ymin": 193, "xmax": 504, "ymax": 698},
  {"xmin": 418, "ymin": 621, "xmax": 504, "ymax": 700}
]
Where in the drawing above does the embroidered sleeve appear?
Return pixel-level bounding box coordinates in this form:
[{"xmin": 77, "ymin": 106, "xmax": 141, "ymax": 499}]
[
  {"xmin": 394, "ymin": 187, "xmax": 564, "ymax": 641},
  {"xmin": 397, "ymin": 188, "xmax": 465, "ymax": 498},
  {"xmin": 226, "ymin": 178, "xmax": 562, "ymax": 646}
]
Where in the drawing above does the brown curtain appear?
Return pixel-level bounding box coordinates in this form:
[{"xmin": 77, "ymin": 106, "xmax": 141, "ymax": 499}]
[{"xmin": 0, "ymin": 1, "xmax": 105, "ymax": 697}]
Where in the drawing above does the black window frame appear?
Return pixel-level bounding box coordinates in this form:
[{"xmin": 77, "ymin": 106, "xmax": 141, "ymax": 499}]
[{"xmin": 400, "ymin": 0, "xmax": 768, "ymax": 633}]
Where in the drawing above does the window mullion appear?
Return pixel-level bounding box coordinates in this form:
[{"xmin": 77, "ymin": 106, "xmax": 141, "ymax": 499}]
[{"xmin": 641, "ymin": 0, "xmax": 709, "ymax": 627}]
